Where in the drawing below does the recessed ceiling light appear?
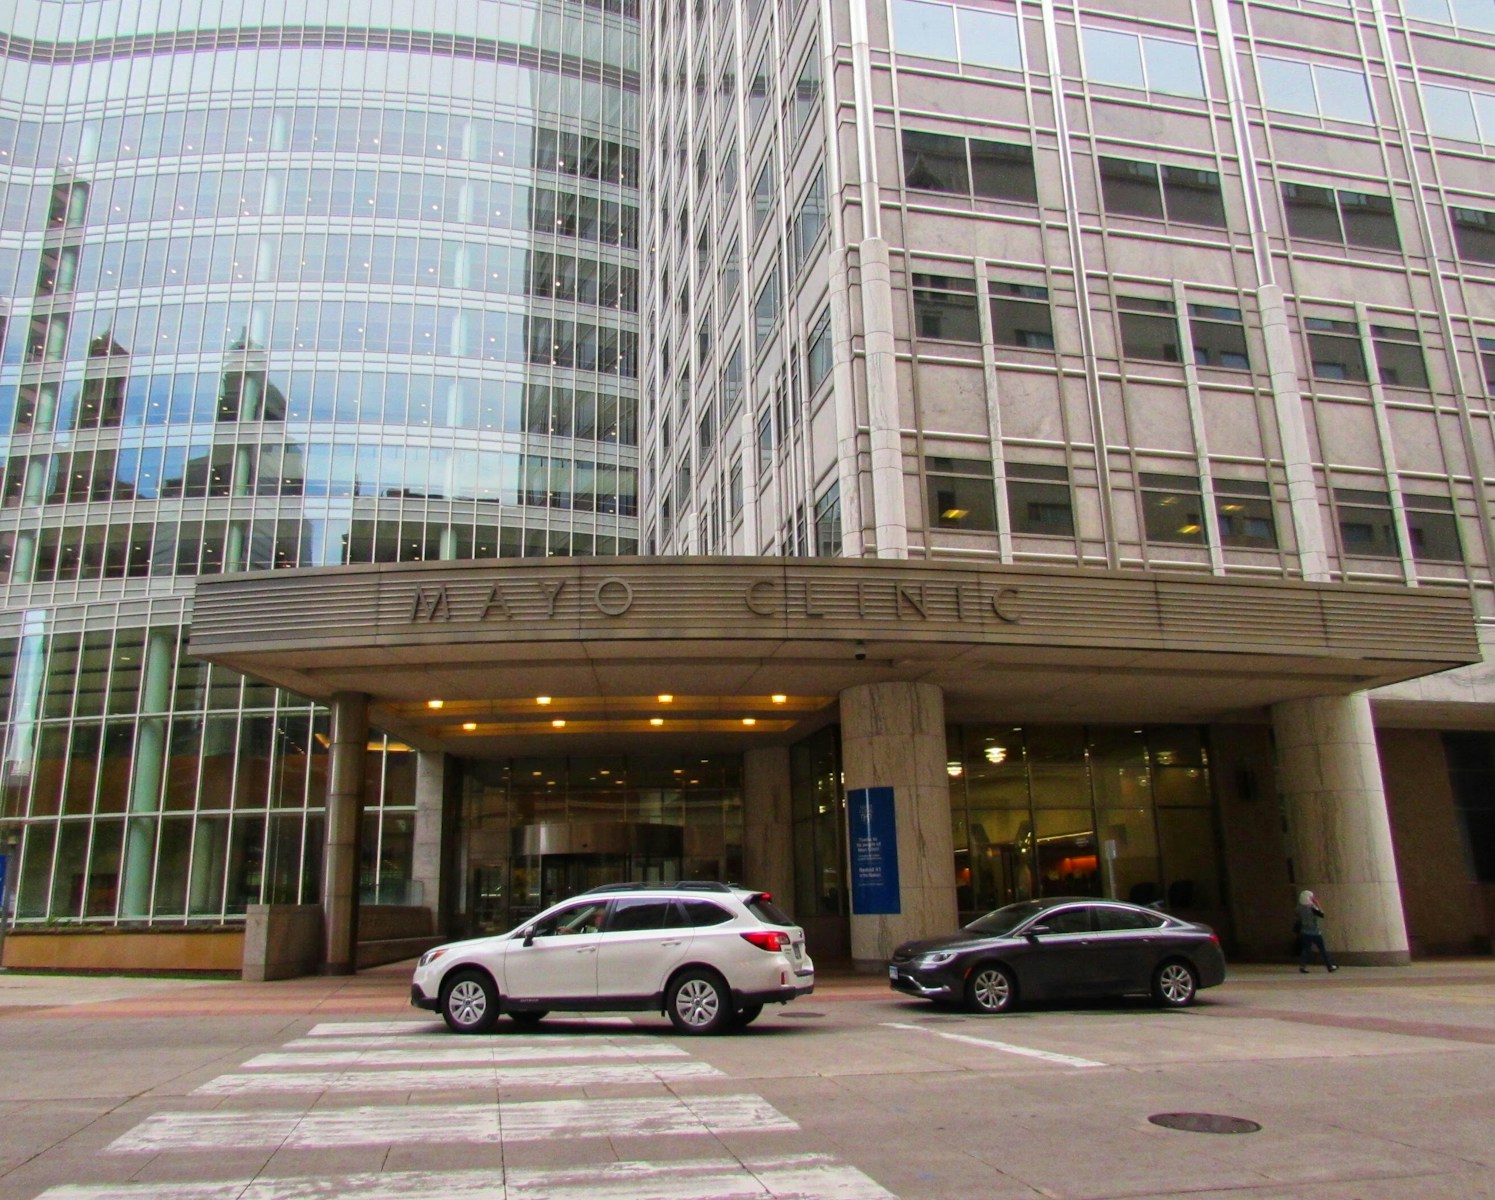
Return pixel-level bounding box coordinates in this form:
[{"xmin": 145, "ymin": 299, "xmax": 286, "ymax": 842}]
[
  {"xmin": 658, "ymin": 694, "xmax": 674, "ymax": 703},
  {"xmin": 537, "ymin": 696, "xmax": 552, "ymax": 705},
  {"xmin": 650, "ymin": 718, "xmax": 664, "ymax": 726},
  {"xmin": 427, "ymin": 700, "xmax": 444, "ymax": 709},
  {"xmin": 552, "ymin": 719, "xmax": 566, "ymax": 728},
  {"xmin": 742, "ymin": 718, "xmax": 757, "ymax": 726},
  {"xmin": 462, "ymin": 722, "xmax": 477, "ymax": 731},
  {"xmin": 771, "ymin": 694, "xmax": 787, "ymax": 704}
]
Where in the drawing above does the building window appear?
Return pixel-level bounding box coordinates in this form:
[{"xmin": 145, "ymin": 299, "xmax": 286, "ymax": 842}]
[
  {"xmin": 1099, "ymin": 158, "xmax": 1226, "ymax": 227},
  {"xmin": 729, "ymin": 456, "xmax": 744, "ymax": 516},
  {"xmin": 1081, "ymin": 27, "xmax": 1205, "ymax": 98},
  {"xmin": 1334, "ymin": 487, "xmax": 1399, "ymax": 558},
  {"xmin": 1451, "ymin": 206, "xmax": 1495, "ymax": 263},
  {"xmin": 791, "ymin": 170, "xmax": 827, "ymax": 276},
  {"xmin": 1371, "ymin": 326, "xmax": 1429, "ymax": 388},
  {"xmin": 1422, "ymin": 82, "xmax": 1495, "ymax": 143},
  {"xmin": 748, "ymin": 48, "xmax": 771, "ymax": 128},
  {"xmin": 753, "ymin": 268, "xmax": 780, "ymax": 351},
  {"xmin": 891, "ymin": 0, "xmax": 1022, "ymax": 70},
  {"xmin": 721, "ymin": 343, "xmax": 744, "ymax": 418},
  {"xmin": 1305, "ymin": 317, "xmax": 1368, "ymax": 382},
  {"xmin": 1404, "ymin": 493, "xmax": 1462, "ymax": 562},
  {"xmin": 1215, "ymin": 479, "xmax": 1276, "ymax": 548},
  {"xmin": 814, "ymin": 481, "xmax": 842, "ymax": 556},
  {"xmin": 1259, "ymin": 56, "xmax": 1374, "ymax": 123},
  {"xmin": 1409, "ymin": 0, "xmax": 1495, "ymax": 31},
  {"xmin": 1189, "ymin": 304, "xmax": 1251, "ymax": 369},
  {"xmin": 756, "ymin": 407, "xmax": 774, "ymax": 474},
  {"xmin": 792, "ymin": 43, "xmax": 821, "ymax": 132},
  {"xmin": 1118, "ymin": 296, "xmax": 1180, "ymax": 362},
  {"xmin": 990, "ymin": 281, "xmax": 1055, "ymax": 350},
  {"xmin": 912, "ymin": 273, "xmax": 981, "ymax": 342},
  {"xmin": 752, "ymin": 159, "xmax": 775, "ymax": 233},
  {"xmin": 1480, "ymin": 337, "xmax": 1495, "ymax": 394},
  {"xmin": 903, "ymin": 130, "xmax": 1037, "ymax": 202},
  {"xmin": 1140, "ymin": 472, "xmax": 1206, "ymax": 544},
  {"xmin": 806, "ymin": 308, "xmax": 833, "ymax": 393},
  {"xmin": 1006, "ymin": 462, "xmax": 1074, "ymax": 535},
  {"xmin": 1282, "ymin": 184, "xmax": 1400, "ymax": 250},
  {"xmin": 1442, "ymin": 731, "xmax": 1495, "ymax": 883},
  {"xmin": 927, "ymin": 457, "xmax": 996, "ymax": 530}
]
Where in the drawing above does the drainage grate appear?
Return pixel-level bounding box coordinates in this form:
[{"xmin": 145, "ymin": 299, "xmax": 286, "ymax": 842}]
[{"xmin": 1149, "ymin": 1113, "xmax": 1261, "ymax": 1135}]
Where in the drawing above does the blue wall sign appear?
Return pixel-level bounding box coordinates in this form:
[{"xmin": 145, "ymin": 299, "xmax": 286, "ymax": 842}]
[{"xmin": 848, "ymin": 786, "xmax": 901, "ymax": 915}]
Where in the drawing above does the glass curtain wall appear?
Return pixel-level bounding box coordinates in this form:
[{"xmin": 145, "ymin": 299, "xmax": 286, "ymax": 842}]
[
  {"xmin": 948, "ymin": 724, "xmax": 1222, "ymax": 925},
  {"xmin": 0, "ymin": 1, "xmax": 641, "ymax": 926}
]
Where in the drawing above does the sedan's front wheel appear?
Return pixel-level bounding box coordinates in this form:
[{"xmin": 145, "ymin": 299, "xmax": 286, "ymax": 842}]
[
  {"xmin": 1152, "ymin": 960, "xmax": 1199, "ymax": 1008},
  {"xmin": 666, "ymin": 969, "xmax": 732, "ymax": 1035},
  {"xmin": 441, "ymin": 969, "xmax": 499, "ymax": 1034},
  {"xmin": 965, "ymin": 963, "xmax": 1016, "ymax": 1014}
]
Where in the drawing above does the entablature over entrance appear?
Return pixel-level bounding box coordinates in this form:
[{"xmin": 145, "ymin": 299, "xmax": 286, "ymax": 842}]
[{"xmin": 188, "ymin": 557, "xmax": 1480, "ymax": 753}]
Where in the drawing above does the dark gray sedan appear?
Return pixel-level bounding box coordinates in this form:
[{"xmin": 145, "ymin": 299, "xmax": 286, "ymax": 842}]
[{"xmin": 888, "ymin": 897, "xmax": 1227, "ymax": 1014}]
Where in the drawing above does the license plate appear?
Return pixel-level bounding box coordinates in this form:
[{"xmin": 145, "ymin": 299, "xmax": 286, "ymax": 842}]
[{"xmin": 887, "ymin": 965, "xmax": 899, "ymax": 980}]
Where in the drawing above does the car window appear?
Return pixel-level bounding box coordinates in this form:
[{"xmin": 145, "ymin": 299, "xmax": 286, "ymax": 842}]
[
  {"xmin": 1037, "ymin": 906, "xmax": 1093, "ymax": 934},
  {"xmin": 744, "ymin": 895, "xmax": 794, "ymax": 926},
  {"xmin": 678, "ymin": 899, "xmax": 734, "ymax": 927},
  {"xmin": 607, "ymin": 899, "xmax": 674, "ymax": 933},
  {"xmin": 530, "ymin": 900, "xmax": 607, "ymax": 937},
  {"xmin": 1092, "ymin": 905, "xmax": 1164, "ymax": 932}
]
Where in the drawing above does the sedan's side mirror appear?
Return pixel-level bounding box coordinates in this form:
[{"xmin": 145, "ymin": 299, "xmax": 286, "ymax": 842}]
[{"xmin": 1025, "ymin": 923, "xmax": 1051, "ymax": 938}]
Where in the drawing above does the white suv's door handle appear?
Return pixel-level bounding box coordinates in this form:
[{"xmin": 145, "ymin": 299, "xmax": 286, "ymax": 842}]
[
  {"xmin": 660, "ymin": 940, "xmax": 683, "ymax": 947},
  {"xmin": 576, "ymin": 947, "xmax": 596, "ymax": 954}
]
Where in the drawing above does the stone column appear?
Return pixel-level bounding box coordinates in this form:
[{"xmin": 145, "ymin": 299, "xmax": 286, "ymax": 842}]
[
  {"xmin": 742, "ymin": 746, "xmax": 794, "ymax": 907},
  {"xmin": 322, "ymin": 692, "xmax": 369, "ymax": 975},
  {"xmin": 839, "ymin": 682, "xmax": 956, "ymax": 967},
  {"xmin": 120, "ymin": 629, "xmax": 174, "ymax": 917},
  {"xmin": 412, "ymin": 751, "xmax": 448, "ymax": 927},
  {"xmin": 1272, "ymin": 692, "xmax": 1410, "ymax": 964}
]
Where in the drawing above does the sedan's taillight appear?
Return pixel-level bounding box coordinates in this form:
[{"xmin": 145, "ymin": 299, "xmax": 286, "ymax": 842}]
[{"xmin": 741, "ymin": 930, "xmax": 791, "ymax": 952}]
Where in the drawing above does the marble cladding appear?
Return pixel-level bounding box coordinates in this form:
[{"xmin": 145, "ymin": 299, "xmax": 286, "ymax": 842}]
[
  {"xmin": 742, "ymin": 745, "xmax": 796, "ymax": 909},
  {"xmin": 1273, "ymin": 692, "xmax": 1411, "ymax": 963},
  {"xmin": 840, "ymin": 681, "xmax": 959, "ymax": 963}
]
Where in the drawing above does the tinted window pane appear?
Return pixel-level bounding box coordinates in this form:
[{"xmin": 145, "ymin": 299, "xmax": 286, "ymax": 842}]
[
  {"xmin": 1007, "ymin": 479, "xmax": 1074, "ymax": 535},
  {"xmin": 1162, "ymin": 166, "xmax": 1226, "ymax": 226},
  {"xmin": 1452, "ymin": 208, "xmax": 1495, "ymax": 263},
  {"xmin": 1283, "ymin": 183, "xmax": 1342, "ymax": 241},
  {"xmin": 1100, "ymin": 157, "xmax": 1163, "ymax": 218},
  {"xmin": 1337, "ymin": 503, "xmax": 1398, "ymax": 557},
  {"xmin": 1374, "ymin": 337, "xmax": 1428, "ymax": 388},
  {"xmin": 990, "ymin": 292, "xmax": 1054, "ymax": 349},
  {"xmin": 1083, "ymin": 28, "xmax": 1144, "ymax": 89},
  {"xmin": 1143, "ymin": 38, "xmax": 1205, "ymax": 98},
  {"xmin": 957, "ymin": 9, "xmax": 1022, "ymax": 69},
  {"xmin": 1120, "ymin": 311, "xmax": 1180, "ymax": 362},
  {"xmin": 1317, "ymin": 65, "xmax": 1374, "ymax": 123},
  {"xmin": 1191, "ymin": 315, "xmax": 1250, "ymax": 369},
  {"xmin": 913, "ymin": 276, "xmax": 980, "ymax": 341},
  {"xmin": 608, "ymin": 899, "xmax": 671, "ymax": 932},
  {"xmin": 1216, "ymin": 493, "xmax": 1277, "ymax": 548},
  {"xmin": 1407, "ymin": 507, "xmax": 1462, "ymax": 562},
  {"xmin": 1308, "ymin": 332, "xmax": 1368, "ymax": 381},
  {"xmin": 682, "ymin": 899, "xmax": 733, "ymax": 926},
  {"xmin": 904, "ymin": 131, "xmax": 969, "ymax": 194},
  {"xmin": 1340, "ymin": 191, "xmax": 1400, "ymax": 249},
  {"xmin": 970, "ymin": 140, "xmax": 1037, "ymax": 202}
]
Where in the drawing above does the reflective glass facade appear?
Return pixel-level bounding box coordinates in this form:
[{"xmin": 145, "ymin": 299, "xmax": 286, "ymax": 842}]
[{"xmin": 0, "ymin": 0, "xmax": 640, "ymax": 923}]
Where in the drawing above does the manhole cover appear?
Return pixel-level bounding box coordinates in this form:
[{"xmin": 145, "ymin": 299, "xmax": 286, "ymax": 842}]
[
  {"xmin": 1149, "ymin": 1113, "xmax": 1261, "ymax": 1135},
  {"xmin": 777, "ymin": 1011, "xmax": 826, "ymax": 1019}
]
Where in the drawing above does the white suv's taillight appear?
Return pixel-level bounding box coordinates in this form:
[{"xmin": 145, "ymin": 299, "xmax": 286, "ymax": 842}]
[{"xmin": 741, "ymin": 930, "xmax": 790, "ymax": 952}]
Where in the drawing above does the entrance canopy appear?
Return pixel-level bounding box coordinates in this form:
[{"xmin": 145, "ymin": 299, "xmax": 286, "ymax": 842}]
[{"xmin": 188, "ymin": 557, "xmax": 1480, "ymax": 755}]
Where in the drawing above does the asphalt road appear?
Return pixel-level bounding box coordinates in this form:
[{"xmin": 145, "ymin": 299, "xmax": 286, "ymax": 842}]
[{"xmin": 0, "ymin": 959, "xmax": 1492, "ymax": 1199}]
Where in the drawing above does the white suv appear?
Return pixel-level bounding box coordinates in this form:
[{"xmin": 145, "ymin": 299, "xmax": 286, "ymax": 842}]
[{"xmin": 411, "ymin": 882, "xmax": 815, "ymax": 1035}]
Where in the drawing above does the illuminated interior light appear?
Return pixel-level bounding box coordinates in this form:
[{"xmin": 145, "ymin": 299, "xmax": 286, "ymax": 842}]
[
  {"xmin": 536, "ymin": 696, "xmax": 552, "ymax": 705},
  {"xmin": 552, "ymin": 719, "xmax": 566, "ymax": 728},
  {"xmin": 650, "ymin": 718, "xmax": 664, "ymax": 726},
  {"xmin": 742, "ymin": 718, "xmax": 756, "ymax": 726},
  {"xmin": 771, "ymin": 694, "xmax": 787, "ymax": 704},
  {"xmin": 461, "ymin": 722, "xmax": 477, "ymax": 731},
  {"xmin": 658, "ymin": 694, "xmax": 673, "ymax": 703}
]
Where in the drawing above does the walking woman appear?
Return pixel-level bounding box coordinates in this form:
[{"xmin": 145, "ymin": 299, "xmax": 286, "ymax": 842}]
[{"xmin": 1296, "ymin": 890, "xmax": 1338, "ymax": 973}]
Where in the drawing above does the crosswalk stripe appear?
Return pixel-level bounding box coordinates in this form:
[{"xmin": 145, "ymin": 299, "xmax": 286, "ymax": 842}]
[
  {"xmin": 881, "ymin": 1021, "xmax": 1107, "ymax": 1068},
  {"xmin": 195, "ymin": 1060, "xmax": 723, "ymax": 1094},
  {"xmin": 33, "ymin": 1153, "xmax": 897, "ymax": 1200},
  {"xmin": 280, "ymin": 1032, "xmax": 650, "ymax": 1050},
  {"xmin": 243, "ymin": 1043, "xmax": 687, "ymax": 1069},
  {"xmin": 106, "ymin": 1094, "xmax": 798, "ymax": 1152},
  {"xmin": 304, "ymin": 1018, "xmax": 639, "ymax": 1039}
]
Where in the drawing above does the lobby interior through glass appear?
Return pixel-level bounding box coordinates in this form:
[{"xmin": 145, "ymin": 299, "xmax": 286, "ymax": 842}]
[{"xmin": 451, "ymin": 722, "xmax": 1224, "ymax": 938}]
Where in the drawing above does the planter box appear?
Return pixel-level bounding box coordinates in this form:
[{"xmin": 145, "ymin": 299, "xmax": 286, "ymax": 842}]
[{"xmin": 1, "ymin": 928, "xmax": 244, "ymax": 973}]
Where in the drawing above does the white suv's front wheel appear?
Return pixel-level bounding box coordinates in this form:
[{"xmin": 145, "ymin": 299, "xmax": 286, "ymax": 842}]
[
  {"xmin": 441, "ymin": 969, "xmax": 499, "ymax": 1034},
  {"xmin": 666, "ymin": 969, "xmax": 732, "ymax": 1035}
]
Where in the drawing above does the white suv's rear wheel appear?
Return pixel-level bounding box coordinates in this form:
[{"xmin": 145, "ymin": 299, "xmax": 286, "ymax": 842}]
[{"xmin": 666, "ymin": 969, "xmax": 732, "ymax": 1035}]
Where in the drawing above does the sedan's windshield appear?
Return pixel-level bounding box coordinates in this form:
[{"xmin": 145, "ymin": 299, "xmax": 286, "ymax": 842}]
[{"xmin": 965, "ymin": 901, "xmax": 1046, "ymax": 936}]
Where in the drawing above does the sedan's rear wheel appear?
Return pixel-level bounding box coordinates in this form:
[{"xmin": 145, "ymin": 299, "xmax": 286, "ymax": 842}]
[
  {"xmin": 965, "ymin": 963, "xmax": 1016, "ymax": 1014},
  {"xmin": 441, "ymin": 969, "xmax": 499, "ymax": 1034},
  {"xmin": 666, "ymin": 969, "xmax": 732, "ymax": 1035},
  {"xmin": 1152, "ymin": 960, "xmax": 1199, "ymax": 1008}
]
